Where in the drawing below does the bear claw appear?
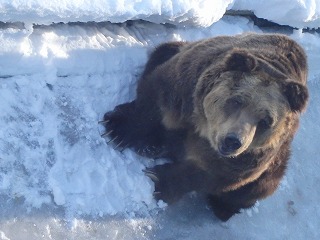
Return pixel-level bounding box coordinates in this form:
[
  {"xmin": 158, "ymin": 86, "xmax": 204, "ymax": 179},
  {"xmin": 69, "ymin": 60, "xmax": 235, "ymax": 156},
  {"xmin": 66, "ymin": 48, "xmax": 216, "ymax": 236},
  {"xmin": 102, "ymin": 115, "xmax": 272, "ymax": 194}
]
[
  {"xmin": 153, "ymin": 192, "xmax": 161, "ymax": 198},
  {"xmin": 107, "ymin": 136, "xmax": 118, "ymax": 144},
  {"xmin": 101, "ymin": 130, "xmax": 113, "ymax": 138},
  {"xmin": 98, "ymin": 119, "xmax": 110, "ymax": 124},
  {"xmin": 115, "ymin": 140, "xmax": 124, "ymax": 149},
  {"xmin": 142, "ymin": 169, "xmax": 159, "ymax": 182}
]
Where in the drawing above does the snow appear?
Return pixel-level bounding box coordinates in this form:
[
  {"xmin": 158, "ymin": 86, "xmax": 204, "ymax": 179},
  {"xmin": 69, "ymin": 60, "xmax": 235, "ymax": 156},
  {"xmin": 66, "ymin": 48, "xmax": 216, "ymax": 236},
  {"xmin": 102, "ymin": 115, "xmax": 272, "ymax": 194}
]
[
  {"xmin": 0, "ymin": 1, "xmax": 320, "ymax": 240},
  {"xmin": 0, "ymin": 0, "xmax": 233, "ymax": 27},
  {"xmin": 232, "ymin": 0, "xmax": 320, "ymax": 29},
  {"xmin": 1, "ymin": 0, "xmax": 320, "ymax": 28}
]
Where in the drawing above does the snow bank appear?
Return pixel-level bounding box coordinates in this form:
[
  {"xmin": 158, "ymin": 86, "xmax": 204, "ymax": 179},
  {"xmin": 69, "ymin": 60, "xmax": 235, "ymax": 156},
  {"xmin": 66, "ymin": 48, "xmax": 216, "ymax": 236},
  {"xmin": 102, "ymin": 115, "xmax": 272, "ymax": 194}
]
[
  {"xmin": 1, "ymin": 0, "xmax": 320, "ymax": 28},
  {"xmin": 0, "ymin": 0, "xmax": 233, "ymax": 27},
  {"xmin": 232, "ymin": 0, "xmax": 320, "ymax": 29}
]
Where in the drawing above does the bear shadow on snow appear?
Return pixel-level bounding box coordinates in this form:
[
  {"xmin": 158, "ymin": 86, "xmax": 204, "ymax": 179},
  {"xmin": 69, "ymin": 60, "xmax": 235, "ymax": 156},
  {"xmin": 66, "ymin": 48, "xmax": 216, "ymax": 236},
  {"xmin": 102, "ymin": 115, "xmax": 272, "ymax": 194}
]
[{"xmin": 101, "ymin": 33, "xmax": 308, "ymax": 221}]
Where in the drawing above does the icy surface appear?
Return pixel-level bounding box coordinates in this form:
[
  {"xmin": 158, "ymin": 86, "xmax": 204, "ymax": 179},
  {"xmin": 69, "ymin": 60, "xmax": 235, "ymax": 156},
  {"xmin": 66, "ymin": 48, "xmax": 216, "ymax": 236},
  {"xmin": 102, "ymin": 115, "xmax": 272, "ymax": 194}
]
[{"xmin": 0, "ymin": 14, "xmax": 320, "ymax": 240}]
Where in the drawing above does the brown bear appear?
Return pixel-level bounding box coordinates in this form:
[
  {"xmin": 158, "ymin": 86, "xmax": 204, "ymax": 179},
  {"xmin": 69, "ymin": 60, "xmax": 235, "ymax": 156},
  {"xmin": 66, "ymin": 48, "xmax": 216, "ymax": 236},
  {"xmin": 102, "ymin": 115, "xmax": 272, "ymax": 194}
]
[{"xmin": 101, "ymin": 33, "xmax": 309, "ymax": 221}]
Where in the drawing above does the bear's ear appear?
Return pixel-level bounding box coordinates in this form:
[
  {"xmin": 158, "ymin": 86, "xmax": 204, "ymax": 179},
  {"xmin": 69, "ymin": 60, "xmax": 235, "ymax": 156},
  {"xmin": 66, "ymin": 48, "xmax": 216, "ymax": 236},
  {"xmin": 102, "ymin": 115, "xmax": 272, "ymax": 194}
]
[
  {"xmin": 224, "ymin": 49, "xmax": 258, "ymax": 72},
  {"xmin": 283, "ymin": 81, "xmax": 309, "ymax": 112}
]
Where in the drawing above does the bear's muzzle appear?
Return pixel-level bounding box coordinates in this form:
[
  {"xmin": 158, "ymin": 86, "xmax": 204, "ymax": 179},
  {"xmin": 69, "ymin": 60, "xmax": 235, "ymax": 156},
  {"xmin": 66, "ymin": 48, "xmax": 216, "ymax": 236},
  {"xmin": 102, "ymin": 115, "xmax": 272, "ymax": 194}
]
[{"xmin": 219, "ymin": 133, "xmax": 242, "ymax": 157}]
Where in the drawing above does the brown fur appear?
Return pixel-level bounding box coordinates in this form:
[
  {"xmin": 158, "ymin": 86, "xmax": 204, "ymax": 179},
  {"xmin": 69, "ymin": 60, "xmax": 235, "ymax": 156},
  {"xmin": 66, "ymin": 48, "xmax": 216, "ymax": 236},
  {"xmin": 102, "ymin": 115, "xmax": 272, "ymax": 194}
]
[{"xmin": 103, "ymin": 33, "xmax": 308, "ymax": 221}]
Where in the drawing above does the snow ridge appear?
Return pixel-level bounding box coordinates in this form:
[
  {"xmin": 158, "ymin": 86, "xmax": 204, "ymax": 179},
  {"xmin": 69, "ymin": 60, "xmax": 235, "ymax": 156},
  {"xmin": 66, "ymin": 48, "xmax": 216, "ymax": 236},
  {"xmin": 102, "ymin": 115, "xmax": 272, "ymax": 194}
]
[{"xmin": 1, "ymin": 0, "xmax": 320, "ymax": 28}]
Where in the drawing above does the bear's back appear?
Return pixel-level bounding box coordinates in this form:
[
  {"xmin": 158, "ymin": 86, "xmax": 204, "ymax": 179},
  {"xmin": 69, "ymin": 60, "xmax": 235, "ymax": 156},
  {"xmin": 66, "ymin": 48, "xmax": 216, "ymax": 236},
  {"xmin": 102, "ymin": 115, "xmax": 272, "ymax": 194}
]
[{"xmin": 176, "ymin": 33, "xmax": 307, "ymax": 85}]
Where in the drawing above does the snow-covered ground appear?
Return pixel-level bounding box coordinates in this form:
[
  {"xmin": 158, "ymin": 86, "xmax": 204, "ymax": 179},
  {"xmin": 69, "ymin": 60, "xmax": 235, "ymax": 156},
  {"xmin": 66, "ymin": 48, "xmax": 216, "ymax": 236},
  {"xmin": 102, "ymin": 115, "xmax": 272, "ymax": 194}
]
[{"xmin": 0, "ymin": 1, "xmax": 320, "ymax": 240}]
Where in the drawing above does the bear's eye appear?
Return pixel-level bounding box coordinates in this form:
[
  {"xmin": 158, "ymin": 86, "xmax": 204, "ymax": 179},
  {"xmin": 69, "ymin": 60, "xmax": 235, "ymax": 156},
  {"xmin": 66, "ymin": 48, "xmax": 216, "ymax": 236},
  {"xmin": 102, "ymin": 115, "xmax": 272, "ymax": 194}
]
[
  {"xmin": 227, "ymin": 97, "xmax": 243, "ymax": 108},
  {"xmin": 258, "ymin": 116, "xmax": 273, "ymax": 131}
]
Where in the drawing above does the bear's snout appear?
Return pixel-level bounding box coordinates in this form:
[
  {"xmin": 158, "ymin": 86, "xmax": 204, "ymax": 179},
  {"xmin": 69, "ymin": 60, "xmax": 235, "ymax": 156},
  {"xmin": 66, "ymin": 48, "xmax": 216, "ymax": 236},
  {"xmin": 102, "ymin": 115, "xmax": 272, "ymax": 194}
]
[{"xmin": 219, "ymin": 134, "xmax": 242, "ymax": 156}]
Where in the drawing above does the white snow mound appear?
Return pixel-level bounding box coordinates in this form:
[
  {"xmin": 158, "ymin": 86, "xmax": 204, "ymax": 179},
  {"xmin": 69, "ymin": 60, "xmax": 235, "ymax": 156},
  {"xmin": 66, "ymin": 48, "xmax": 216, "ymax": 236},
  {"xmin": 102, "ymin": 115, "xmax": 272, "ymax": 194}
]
[
  {"xmin": 1, "ymin": 0, "xmax": 320, "ymax": 28},
  {"xmin": 231, "ymin": 0, "xmax": 320, "ymax": 29},
  {"xmin": 0, "ymin": 0, "xmax": 233, "ymax": 27}
]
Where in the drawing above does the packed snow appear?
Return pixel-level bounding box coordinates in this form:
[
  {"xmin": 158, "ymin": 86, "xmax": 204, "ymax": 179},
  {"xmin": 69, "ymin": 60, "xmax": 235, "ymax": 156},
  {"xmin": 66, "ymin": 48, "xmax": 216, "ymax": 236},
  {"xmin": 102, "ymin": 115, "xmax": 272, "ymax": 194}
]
[
  {"xmin": 232, "ymin": 0, "xmax": 320, "ymax": 29},
  {"xmin": 0, "ymin": 0, "xmax": 233, "ymax": 27},
  {"xmin": 0, "ymin": 1, "xmax": 320, "ymax": 240},
  {"xmin": 1, "ymin": 0, "xmax": 320, "ymax": 28}
]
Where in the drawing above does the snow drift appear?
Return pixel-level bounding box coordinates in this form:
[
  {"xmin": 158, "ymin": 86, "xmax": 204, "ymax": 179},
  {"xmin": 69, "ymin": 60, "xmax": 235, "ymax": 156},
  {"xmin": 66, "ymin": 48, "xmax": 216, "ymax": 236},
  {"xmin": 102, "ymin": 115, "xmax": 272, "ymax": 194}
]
[
  {"xmin": 0, "ymin": 0, "xmax": 320, "ymax": 28},
  {"xmin": 232, "ymin": 0, "xmax": 320, "ymax": 29},
  {"xmin": 0, "ymin": 0, "xmax": 233, "ymax": 27}
]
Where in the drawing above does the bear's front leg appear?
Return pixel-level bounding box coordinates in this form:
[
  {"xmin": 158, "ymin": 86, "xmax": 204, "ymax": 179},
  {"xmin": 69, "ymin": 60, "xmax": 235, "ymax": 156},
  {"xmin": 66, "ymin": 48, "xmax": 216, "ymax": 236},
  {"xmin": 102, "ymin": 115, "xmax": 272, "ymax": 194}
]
[
  {"xmin": 207, "ymin": 159, "xmax": 287, "ymax": 221},
  {"xmin": 101, "ymin": 101, "xmax": 168, "ymax": 158},
  {"xmin": 102, "ymin": 101, "xmax": 137, "ymax": 150},
  {"xmin": 207, "ymin": 194, "xmax": 251, "ymax": 222},
  {"xmin": 144, "ymin": 162, "xmax": 207, "ymax": 204}
]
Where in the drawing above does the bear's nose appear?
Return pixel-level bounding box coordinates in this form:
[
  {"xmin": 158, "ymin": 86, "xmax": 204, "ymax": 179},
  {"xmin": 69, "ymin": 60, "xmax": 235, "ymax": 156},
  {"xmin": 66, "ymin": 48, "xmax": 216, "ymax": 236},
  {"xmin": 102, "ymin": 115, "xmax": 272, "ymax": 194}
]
[{"xmin": 224, "ymin": 134, "xmax": 242, "ymax": 151}]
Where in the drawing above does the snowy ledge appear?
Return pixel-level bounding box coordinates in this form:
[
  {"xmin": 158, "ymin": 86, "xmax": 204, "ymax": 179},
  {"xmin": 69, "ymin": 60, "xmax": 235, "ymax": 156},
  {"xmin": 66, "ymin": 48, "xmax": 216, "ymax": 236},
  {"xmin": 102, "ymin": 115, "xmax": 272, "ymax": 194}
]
[{"xmin": 0, "ymin": 0, "xmax": 320, "ymax": 28}]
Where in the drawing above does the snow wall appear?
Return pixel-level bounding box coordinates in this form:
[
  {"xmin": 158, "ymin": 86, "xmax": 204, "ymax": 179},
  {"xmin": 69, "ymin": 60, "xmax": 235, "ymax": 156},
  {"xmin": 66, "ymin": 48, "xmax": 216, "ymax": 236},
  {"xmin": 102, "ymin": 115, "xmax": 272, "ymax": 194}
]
[{"xmin": 0, "ymin": 0, "xmax": 320, "ymax": 29}]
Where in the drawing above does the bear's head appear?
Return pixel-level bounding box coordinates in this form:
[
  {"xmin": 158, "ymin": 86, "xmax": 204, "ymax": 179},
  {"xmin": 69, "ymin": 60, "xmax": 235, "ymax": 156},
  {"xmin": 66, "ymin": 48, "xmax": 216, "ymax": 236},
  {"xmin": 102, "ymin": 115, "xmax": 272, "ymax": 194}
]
[{"xmin": 198, "ymin": 49, "xmax": 308, "ymax": 157}]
